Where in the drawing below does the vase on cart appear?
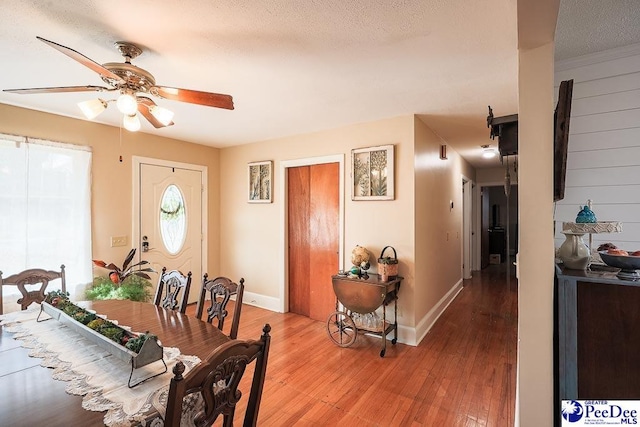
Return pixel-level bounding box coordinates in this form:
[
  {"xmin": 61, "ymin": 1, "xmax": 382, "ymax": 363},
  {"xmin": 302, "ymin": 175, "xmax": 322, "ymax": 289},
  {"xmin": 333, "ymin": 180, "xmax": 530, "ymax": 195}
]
[{"xmin": 558, "ymin": 231, "xmax": 590, "ymax": 270}]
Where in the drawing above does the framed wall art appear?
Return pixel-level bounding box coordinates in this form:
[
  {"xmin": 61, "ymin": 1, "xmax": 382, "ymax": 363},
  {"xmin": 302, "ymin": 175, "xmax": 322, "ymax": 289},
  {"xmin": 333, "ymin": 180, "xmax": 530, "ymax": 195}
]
[
  {"xmin": 248, "ymin": 160, "xmax": 273, "ymax": 203},
  {"xmin": 351, "ymin": 144, "xmax": 394, "ymax": 200}
]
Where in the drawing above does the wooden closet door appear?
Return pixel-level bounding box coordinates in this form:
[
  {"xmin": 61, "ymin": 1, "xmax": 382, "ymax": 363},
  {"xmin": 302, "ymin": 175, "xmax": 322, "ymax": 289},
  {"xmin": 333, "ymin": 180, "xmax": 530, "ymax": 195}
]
[
  {"xmin": 288, "ymin": 163, "xmax": 339, "ymax": 321},
  {"xmin": 288, "ymin": 166, "xmax": 311, "ymax": 317},
  {"xmin": 308, "ymin": 163, "xmax": 339, "ymax": 321}
]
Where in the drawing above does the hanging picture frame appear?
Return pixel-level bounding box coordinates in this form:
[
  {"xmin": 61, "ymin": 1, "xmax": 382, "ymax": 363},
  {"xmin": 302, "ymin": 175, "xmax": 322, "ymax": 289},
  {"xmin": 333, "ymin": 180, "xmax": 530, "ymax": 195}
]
[
  {"xmin": 248, "ymin": 160, "xmax": 273, "ymax": 203},
  {"xmin": 351, "ymin": 144, "xmax": 394, "ymax": 200}
]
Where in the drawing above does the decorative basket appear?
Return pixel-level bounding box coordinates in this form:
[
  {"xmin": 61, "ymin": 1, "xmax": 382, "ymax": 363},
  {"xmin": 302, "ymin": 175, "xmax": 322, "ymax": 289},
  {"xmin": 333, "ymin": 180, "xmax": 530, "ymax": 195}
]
[{"xmin": 378, "ymin": 246, "xmax": 399, "ymax": 279}]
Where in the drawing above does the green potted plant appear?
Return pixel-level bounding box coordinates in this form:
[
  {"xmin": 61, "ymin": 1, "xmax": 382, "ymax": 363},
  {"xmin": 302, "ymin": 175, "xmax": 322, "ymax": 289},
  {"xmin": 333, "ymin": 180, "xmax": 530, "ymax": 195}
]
[{"xmin": 87, "ymin": 248, "xmax": 155, "ymax": 302}]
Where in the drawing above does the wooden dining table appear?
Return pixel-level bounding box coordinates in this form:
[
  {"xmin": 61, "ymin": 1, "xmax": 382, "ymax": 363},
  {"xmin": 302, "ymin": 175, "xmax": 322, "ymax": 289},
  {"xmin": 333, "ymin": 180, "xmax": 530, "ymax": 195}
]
[{"xmin": 0, "ymin": 300, "xmax": 230, "ymax": 426}]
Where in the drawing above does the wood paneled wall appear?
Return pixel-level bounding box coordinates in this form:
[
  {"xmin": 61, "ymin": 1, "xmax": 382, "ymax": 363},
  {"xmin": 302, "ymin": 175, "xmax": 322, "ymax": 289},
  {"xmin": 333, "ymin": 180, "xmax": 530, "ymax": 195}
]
[{"xmin": 554, "ymin": 47, "xmax": 640, "ymax": 251}]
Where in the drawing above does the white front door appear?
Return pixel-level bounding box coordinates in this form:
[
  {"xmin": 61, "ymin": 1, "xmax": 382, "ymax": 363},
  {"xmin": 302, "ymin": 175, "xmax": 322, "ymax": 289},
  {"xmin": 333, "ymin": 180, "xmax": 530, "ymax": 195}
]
[{"xmin": 135, "ymin": 160, "xmax": 204, "ymax": 304}]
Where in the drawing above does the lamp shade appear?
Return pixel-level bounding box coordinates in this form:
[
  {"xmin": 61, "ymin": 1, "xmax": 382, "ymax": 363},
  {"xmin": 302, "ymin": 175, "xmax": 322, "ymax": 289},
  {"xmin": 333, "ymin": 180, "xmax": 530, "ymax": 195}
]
[
  {"xmin": 78, "ymin": 99, "xmax": 107, "ymax": 119},
  {"xmin": 123, "ymin": 114, "xmax": 141, "ymax": 132},
  {"xmin": 116, "ymin": 92, "xmax": 138, "ymax": 115},
  {"xmin": 149, "ymin": 105, "xmax": 174, "ymax": 126}
]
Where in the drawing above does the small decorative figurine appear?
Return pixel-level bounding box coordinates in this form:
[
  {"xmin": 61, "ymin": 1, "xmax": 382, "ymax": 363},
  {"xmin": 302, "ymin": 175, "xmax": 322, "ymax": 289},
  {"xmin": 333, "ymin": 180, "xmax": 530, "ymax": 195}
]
[
  {"xmin": 350, "ymin": 245, "xmax": 371, "ymax": 277},
  {"xmin": 576, "ymin": 205, "xmax": 597, "ymax": 223}
]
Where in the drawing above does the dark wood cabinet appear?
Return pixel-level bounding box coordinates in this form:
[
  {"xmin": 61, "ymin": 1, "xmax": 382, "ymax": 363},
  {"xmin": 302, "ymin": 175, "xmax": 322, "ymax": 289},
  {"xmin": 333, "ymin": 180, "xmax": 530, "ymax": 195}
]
[
  {"xmin": 576, "ymin": 280, "xmax": 640, "ymax": 398},
  {"xmin": 556, "ymin": 265, "xmax": 640, "ymax": 401}
]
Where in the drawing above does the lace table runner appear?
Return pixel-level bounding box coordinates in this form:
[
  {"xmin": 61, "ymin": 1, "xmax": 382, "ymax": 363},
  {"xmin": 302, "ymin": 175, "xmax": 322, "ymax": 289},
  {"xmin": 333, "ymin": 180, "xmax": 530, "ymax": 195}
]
[{"xmin": 0, "ymin": 307, "xmax": 202, "ymax": 426}]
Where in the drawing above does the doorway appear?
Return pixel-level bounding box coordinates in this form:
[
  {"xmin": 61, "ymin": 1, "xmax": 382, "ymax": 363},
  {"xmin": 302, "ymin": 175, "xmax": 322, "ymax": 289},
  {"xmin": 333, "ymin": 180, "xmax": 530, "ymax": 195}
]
[
  {"xmin": 281, "ymin": 155, "xmax": 344, "ymax": 321},
  {"xmin": 462, "ymin": 177, "xmax": 473, "ymax": 279},
  {"xmin": 481, "ymin": 185, "xmax": 518, "ymax": 269},
  {"xmin": 133, "ymin": 157, "xmax": 207, "ymax": 304}
]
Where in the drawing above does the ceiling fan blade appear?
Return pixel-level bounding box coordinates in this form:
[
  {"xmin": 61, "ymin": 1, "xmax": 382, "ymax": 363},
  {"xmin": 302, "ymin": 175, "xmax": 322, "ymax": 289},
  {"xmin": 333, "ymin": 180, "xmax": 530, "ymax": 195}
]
[
  {"xmin": 37, "ymin": 36, "xmax": 125, "ymax": 85},
  {"xmin": 151, "ymin": 86, "xmax": 234, "ymax": 110},
  {"xmin": 137, "ymin": 96, "xmax": 174, "ymax": 128},
  {"xmin": 3, "ymin": 85, "xmax": 112, "ymax": 94}
]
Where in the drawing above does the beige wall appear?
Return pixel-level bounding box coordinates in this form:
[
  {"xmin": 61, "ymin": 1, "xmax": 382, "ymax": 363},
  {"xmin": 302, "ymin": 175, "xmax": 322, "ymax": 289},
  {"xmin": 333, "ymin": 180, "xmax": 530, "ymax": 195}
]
[
  {"xmin": 0, "ymin": 104, "xmax": 473, "ymax": 345},
  {"xmin": 219, "ymin": 115, "xmax": 418, "ymax": 324},
  {"xmin": 414, "ymin": 117, "xmax": 467, "ymax": 325},
  {"xmin": 2, "ymin": 103, "xmax": 470, "ymax": 344},
  {"xmin": 516, "ymin": 0, "xmax": 560, "ymax": 424},
  {"xmin": 518, "ymin": 36, "xmax": 557, "ymax": 426},
  {"xmin": 219, "ymin": 114, "xmax": 469, "ymax": 343},
  {"xmin": 517, "ymin": 42, "xmax": 556, "ymax": 427},
  {"xmin": 0, "ymin": 103, "xmax": 221, "ymax": 279}
]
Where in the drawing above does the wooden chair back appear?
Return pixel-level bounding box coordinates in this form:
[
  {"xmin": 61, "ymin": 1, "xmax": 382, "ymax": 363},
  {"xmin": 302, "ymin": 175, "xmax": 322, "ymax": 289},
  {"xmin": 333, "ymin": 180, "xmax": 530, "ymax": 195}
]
[
  {"xmin": 153, "ymin": 268, "xmax": 192, "ymax": 314},
  {"xmin": 195, "ymin": 274, "xmax": 245, "ymax": 339},
  {"xmin": 0, "ymin": 265, "xmax": 66, "ymax": 315},
  {"xmin": 164, "ymin": 323, "xmax": 271, "ymax": 427}
]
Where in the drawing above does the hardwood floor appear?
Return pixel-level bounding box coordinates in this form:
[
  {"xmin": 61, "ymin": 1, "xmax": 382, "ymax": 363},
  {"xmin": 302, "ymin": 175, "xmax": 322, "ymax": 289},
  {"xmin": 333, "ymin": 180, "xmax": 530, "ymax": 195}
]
[{"xmin": 189, "ymin": 264, "xmax": 517, "ymax": 426}]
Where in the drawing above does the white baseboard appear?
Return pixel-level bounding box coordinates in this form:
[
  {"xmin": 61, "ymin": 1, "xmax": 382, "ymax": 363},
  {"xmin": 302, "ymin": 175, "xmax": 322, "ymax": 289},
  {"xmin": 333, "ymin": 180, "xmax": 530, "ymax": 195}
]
[
  {"xmin": 395, "ymin": 324, "xmax": 417, "ymax": 346},
  {"xmin": 413, "ymin": 279, "xmax": 464, "ymax": 346},
  {"xmin": 242, "ymin": 280, "xmax": 463, "ymax": 346},
  {"xmin": 242, "ymin": 291, "xmax": 282, "ymax": 312}
]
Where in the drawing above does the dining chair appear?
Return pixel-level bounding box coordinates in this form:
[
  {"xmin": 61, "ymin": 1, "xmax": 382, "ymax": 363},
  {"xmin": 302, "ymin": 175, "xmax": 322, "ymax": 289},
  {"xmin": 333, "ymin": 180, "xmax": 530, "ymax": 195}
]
[
  {"xmin": 195, "ymin": 274, "xmax": 245, "ymax": 339},
  {"xmin": 164, "ymin": 323, "xmax": 271, "ymax": 427},
  {"xmin": 0, "ymin": 265, "xmax": 66, "ymax": 315},
  {"xmin": 153, "ymin": 268, "xmax": 192, "ymax": 314}
]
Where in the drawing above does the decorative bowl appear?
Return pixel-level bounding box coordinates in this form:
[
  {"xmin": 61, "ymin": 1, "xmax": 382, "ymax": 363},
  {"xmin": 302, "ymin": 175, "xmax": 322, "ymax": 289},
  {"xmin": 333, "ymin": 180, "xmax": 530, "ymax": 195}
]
[{"xmin": 599, "ymin": 251, "xmax": 640, "ymax": 280}]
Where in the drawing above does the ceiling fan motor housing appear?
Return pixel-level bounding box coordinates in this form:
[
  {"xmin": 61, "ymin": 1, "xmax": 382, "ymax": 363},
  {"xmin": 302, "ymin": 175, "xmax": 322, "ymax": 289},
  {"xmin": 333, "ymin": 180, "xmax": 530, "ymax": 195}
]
[{"xmin": 102, "ymin": 62, "xmax": 156, "ymax": 93}]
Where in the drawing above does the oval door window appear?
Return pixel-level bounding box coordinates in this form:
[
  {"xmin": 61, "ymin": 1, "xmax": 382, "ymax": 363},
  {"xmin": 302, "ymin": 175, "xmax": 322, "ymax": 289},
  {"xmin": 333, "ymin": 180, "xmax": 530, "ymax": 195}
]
[{"xmin": 159, "ymin": 184, "xmax": 187, "ymax": 254}]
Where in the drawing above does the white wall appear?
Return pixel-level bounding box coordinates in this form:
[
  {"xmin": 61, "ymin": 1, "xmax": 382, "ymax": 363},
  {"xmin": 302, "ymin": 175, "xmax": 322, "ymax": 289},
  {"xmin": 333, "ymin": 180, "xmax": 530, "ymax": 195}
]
[{"xmin": 554, "ymin": 44, "xmax": 640, "ymax": 251}]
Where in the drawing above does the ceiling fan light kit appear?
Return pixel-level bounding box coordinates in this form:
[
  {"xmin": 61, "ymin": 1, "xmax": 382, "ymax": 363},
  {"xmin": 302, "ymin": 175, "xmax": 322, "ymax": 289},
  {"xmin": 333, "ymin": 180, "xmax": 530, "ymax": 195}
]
[
  {"xmin": 3, "ymin": 36, "xmax": 234, "ymax": 132},
  {"xmin": 116, "ymin": 92, "xmax": 138, "ymax": 116},
  {"xmin": 78, "ymin": 98, "xmax": 107, "ymax": 120},
  {"xmin": 149, "ymin": 105, "xmax": 174, "ymax": 126},
  {"xmin": 123, "ymin": 114, "xmax": 141, "ymax": 132}
]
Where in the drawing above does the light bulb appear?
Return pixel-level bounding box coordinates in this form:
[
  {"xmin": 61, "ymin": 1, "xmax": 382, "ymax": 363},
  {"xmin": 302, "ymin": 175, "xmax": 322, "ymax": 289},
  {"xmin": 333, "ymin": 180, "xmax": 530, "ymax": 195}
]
[
  {"xmin": 149, "ymin": 105, "xmax": 174, "ymax": 126},
  {"xmin": 78, "ymin": 99, "xmax": 107, "ymax": 119},
  {"xmin": 123, "ymin": 114, "xmax": 141, "ymax": 132},
  {"xmin": 116, "ymin": 92, "xmax": 138, "ymax": 115}
]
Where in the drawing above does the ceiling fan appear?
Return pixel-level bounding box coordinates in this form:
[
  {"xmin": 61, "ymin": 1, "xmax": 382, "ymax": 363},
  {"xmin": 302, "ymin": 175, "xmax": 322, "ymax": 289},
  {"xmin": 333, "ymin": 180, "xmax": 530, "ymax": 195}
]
[{"xmin": 3, "ymin": 36, "xmax": 234, "ymax": 131}]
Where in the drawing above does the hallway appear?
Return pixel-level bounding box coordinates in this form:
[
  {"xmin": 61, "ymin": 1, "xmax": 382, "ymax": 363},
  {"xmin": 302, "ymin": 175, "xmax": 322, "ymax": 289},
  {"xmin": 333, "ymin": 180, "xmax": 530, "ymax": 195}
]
[{"xmin": 211, "ymin": 264, "xmax": 518, "ymax": 426}]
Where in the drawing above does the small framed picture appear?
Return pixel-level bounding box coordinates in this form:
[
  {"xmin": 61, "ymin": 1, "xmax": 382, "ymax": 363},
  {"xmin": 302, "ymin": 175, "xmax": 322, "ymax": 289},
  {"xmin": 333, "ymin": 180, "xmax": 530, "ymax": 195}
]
[
  {"xmin": 351, "ymin": 145, "xmax": 394, "ymax": 200},
  {"xmin": 248, "ymin": 161, "xmax": 273, "ymax": 203}
]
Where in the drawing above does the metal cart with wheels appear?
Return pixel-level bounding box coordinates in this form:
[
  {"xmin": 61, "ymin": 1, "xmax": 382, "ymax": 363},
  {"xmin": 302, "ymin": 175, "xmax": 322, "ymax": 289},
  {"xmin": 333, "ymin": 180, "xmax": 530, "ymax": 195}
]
[{"xmin": 326, "ymin": 273, "xmax": 402, "ymax": 357}]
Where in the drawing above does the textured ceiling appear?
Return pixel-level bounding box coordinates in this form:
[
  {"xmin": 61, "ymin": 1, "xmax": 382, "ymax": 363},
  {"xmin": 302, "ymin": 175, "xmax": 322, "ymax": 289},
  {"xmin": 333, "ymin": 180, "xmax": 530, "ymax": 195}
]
[
  {"xmin": 0, "ymin": 1, "xmax": 638, "ymax": 169},
  {"xmin": 555, "ymin": 0, "xmax": 640, "ymax": 60}
]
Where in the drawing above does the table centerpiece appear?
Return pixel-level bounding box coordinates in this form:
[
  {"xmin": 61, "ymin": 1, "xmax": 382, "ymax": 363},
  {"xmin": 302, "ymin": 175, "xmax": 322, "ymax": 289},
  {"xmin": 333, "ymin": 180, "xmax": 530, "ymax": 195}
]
[{"xmin": 37, "ymin": 290, "xmax": 166, "ymax": 387}]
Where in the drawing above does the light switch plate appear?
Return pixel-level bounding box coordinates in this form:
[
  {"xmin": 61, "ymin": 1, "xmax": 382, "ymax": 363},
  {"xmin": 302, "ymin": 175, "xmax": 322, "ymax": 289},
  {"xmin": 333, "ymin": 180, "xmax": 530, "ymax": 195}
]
[{"xmin": 111, "ymin": 236, "xmax": 127, "ymax": 247}]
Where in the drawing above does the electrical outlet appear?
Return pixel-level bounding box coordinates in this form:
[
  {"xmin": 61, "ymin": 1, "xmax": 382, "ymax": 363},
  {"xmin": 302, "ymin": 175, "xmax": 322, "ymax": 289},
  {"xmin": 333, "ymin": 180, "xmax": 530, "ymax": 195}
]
[{"xmin": 111, "ymin": 236, "xmax": 127, "ymax": 247}]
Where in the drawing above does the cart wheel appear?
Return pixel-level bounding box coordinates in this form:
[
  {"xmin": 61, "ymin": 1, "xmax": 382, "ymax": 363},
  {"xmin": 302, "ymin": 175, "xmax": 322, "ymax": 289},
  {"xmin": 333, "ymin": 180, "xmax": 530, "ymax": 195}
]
[
  {"xmin": 326, "ymin": 311, "xmax": 357, "ymax": 347},
  {"xmin": 380, "ymin": 348, "xmax": 386, "ymax": 357},
  {"xmin": 391, "ymin": 338, "xmax": 397, "ymax": 345}
]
